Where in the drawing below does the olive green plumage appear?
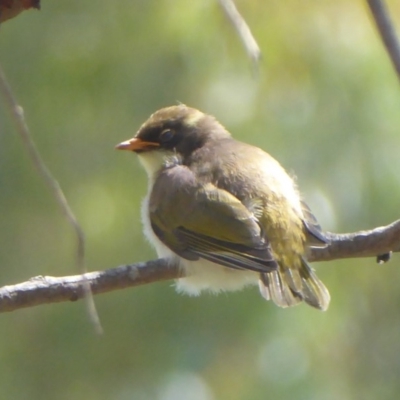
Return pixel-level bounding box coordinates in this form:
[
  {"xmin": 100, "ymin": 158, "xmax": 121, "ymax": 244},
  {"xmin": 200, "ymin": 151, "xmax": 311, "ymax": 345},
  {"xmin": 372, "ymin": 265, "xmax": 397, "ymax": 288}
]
[{"xmin": 117, "ymin": 105, "xmax": 330, "ymax": 310}]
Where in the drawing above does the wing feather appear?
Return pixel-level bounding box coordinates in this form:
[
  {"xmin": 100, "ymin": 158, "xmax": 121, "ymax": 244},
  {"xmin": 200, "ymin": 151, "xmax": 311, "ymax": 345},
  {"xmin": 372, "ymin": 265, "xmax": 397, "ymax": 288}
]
[
  {"xmin": 149, "ymin": 165, "xmax": 278, "ymax": 273},
  {"xmin": 301, "ymin": 200, "xmax": 330, "ymax": 247}
]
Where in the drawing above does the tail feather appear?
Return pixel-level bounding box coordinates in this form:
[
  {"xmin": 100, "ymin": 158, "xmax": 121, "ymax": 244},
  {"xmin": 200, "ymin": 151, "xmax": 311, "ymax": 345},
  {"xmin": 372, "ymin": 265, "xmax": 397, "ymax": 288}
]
[
  {"xmin": 259, "ymin": 258, "xmax": 330, "ymax": 311},
  {"xmin": 259, "ymin": 271, "xmax": 302, "ymax": 308},
  {"xmin": 298, "ymin": 257, "xmax": 330, "ymax": 311},
  {"xmin": 284, "ymin": 268, "xmax": 302, "ymax": 293}
]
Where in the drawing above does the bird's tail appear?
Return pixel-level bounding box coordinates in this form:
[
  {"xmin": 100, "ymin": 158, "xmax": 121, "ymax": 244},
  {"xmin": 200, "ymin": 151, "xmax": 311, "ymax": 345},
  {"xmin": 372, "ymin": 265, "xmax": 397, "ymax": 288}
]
[{"xmin": 258, "ymin": 257, "xmax": 330, "ymax": 311}]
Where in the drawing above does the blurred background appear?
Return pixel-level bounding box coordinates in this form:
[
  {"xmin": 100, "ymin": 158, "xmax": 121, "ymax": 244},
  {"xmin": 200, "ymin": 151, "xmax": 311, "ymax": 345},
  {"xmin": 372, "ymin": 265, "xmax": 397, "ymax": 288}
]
[{"xmin": 1, "ymin": 0, "xmax": 400, "ymax": 399}]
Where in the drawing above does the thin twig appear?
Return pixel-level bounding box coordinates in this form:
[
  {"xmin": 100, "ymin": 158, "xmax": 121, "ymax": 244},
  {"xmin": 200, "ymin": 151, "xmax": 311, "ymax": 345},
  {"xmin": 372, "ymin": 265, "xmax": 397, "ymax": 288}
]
[
  {"xmin": 0, "ymin": 218, "xmax": 399, "ymax": 313},
  {"xmin": 366, "ymin": 0, "xmax": 400, "ymax": 81},
  {"xmin": 0, "ymin": 63, "xmax": 102, "ymax": 333},
  {"xmin": 217, "ymin": 0, "xmax": 261, "ymax": 68}
]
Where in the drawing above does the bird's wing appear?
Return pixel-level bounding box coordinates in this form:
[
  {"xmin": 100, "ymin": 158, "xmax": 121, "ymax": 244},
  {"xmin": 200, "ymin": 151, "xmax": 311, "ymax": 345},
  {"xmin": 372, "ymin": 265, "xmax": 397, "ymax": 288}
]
[
  {"xmin": 301, "ymin": 200, "xmax": 330, "ymax": 247},
  {"xmin": 149, "ymin": 166, "xmax": 278, "ymax": 273}
]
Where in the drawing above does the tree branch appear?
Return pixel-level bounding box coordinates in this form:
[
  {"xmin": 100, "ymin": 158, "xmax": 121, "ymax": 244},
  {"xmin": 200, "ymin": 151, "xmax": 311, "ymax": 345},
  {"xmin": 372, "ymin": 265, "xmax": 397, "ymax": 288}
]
[
  {"xmin": 0, "ymin": 259, "xmax": 179, "ymax": 313},
  {"xmin": 1, "ymin": 219, "xmax": 399, "ymax": 313},
  {"xmin": 308, "ymin": 219, "xmax": 400, "ymax": 262},
  {"xmin": 366, "ymin": 0, "xmax": 400, "ymax": 82}
]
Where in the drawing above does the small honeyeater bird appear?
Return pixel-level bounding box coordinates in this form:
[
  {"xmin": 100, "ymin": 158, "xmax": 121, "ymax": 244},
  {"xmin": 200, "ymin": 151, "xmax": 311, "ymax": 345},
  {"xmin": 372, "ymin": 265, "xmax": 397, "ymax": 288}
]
[{"xmin": 116, "ymin": 105, "xmax": 330, "ymax": 310}]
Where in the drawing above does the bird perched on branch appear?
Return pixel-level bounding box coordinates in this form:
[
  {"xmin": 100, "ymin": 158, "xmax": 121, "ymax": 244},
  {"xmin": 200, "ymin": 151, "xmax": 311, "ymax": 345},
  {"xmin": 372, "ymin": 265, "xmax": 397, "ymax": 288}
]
[{"xmin": 116, "ymin": 105, "xmax": 330, "ymax": 310}]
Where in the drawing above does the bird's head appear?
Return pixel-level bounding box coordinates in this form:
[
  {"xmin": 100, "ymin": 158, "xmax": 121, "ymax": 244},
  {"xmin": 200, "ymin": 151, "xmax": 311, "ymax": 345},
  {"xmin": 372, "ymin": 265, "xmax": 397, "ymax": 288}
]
[{"xmin": 116, "ymin": 105, "xmax": 230, "ymax": 178}]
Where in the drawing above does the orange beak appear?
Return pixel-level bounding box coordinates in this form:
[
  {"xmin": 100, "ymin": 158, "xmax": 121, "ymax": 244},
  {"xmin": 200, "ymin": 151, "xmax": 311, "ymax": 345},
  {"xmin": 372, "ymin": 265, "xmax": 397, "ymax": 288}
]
[{"xmin": 115, "ymin": 137, "xmax": 159, "ymax": 152}]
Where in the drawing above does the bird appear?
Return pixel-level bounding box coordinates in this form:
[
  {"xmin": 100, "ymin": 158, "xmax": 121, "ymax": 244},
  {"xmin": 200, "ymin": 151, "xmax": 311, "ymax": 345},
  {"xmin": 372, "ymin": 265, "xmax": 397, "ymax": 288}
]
[{"xmin": 116, "ymin": 104, "xmax": 330, "ymax": 310}]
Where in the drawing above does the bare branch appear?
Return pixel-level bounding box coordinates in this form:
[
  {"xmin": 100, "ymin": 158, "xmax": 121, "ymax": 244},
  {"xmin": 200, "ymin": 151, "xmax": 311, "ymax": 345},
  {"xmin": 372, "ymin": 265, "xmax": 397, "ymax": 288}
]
[
  {"xmin": 0, "ymin": 219, "xmax": 399, "ymax": 313},
  {"xmin": 366, "ymin": 0, "xmax": 400, "ymax": 81},
  {"xmin": 0, "ymin": 259, "xmax": 179, "ymax": 313},
  {"xmin": 308, "ymin": 219, "xmax": 400, "ymax": 261}
]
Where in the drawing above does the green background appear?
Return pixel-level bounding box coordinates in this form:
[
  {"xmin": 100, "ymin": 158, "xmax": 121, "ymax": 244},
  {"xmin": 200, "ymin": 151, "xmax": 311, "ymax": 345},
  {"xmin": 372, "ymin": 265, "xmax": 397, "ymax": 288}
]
[{"xmin": 1, "ymin": 0, "xmax": 400, "ymax": 399}]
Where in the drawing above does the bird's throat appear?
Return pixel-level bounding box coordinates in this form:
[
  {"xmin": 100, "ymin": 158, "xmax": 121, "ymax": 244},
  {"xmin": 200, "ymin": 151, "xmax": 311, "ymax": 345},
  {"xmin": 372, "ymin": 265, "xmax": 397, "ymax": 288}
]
[{"xmin": 137, "ymin": 150, "xmax": 175, "ymax": 182}]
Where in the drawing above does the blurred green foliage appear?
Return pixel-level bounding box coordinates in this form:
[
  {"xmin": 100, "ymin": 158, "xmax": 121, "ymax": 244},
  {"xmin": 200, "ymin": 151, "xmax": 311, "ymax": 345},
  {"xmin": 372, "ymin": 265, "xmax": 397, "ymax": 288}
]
[{"xmin": 1, "ymin": 0, "xmax": 400, "ymax": 399}]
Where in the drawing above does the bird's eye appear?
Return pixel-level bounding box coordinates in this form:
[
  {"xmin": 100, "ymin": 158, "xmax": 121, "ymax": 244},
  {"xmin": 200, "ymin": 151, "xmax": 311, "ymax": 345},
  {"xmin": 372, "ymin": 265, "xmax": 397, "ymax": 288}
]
[{"xmin": 160, "ymin": 129, "xmax": 175, "ymax": 143}]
